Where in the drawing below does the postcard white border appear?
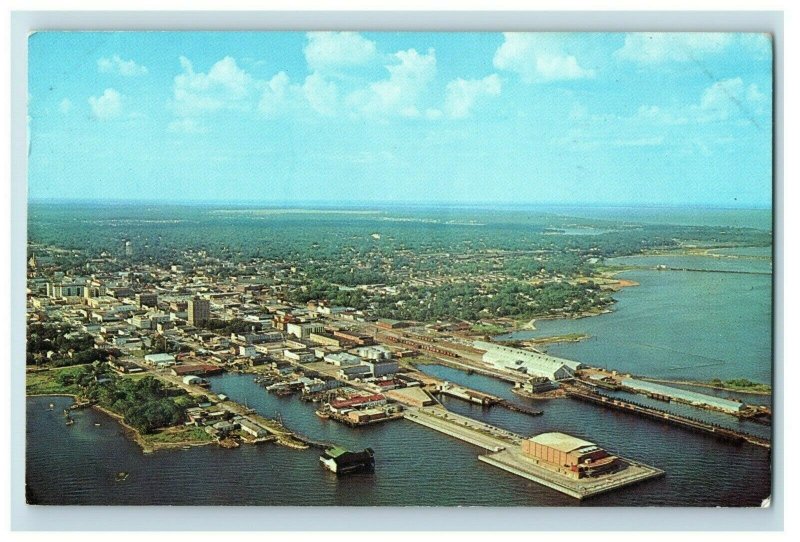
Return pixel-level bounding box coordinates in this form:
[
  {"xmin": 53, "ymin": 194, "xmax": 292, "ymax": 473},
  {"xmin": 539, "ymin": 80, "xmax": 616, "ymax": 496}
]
[{"xmin": 8, "ymin": 8, "xmax": 785, "ymax": 532}]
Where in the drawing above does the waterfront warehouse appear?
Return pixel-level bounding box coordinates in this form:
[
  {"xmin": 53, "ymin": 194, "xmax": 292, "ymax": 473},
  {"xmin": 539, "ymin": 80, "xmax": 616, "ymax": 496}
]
[
  {"xmin": 320, "ymin": 447, "xmax": 375, "ymax": 475},
  {"xmin": 620, "ymin": 378, "xmax": 745, "ymax": 413},
  {"xmin": 473, "ymin": 341, "xmax": 580, "ymax": 380},
  {"xmin": 522, "ymin": 432, "xmax": 619, "ymax": 479}
]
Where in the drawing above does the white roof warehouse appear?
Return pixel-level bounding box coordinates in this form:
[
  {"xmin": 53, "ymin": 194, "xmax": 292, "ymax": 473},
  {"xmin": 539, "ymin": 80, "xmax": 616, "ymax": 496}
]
[{"xmin": 473, "ymin": 341, "xmax": 580, "ymax": 380}]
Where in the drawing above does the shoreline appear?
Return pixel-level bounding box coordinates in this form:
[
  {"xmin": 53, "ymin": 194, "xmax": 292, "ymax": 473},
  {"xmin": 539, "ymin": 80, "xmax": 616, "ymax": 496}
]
[{"xmin": 27, "ymin": 393, "xmax": 214, "ymax": 453}]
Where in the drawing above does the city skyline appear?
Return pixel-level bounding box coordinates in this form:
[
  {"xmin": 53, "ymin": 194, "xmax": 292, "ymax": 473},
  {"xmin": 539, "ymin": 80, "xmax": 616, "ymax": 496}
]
[{"xmin": 28, "ymin": 31, "xmax": 772, "ymax": 207}]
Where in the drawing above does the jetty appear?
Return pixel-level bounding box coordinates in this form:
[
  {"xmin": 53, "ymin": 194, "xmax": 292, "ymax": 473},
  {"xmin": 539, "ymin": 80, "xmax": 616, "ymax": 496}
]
[
  {"xmin": 564, "ymin": 386, "xmax": 770, "ymax": 449},
  {"xmin": 404, "ymin": 406, "xmax": 662, "ymax": 500},
  {"xmin": 431, "ymin": 382, "xmax": 543, "ymax": 416}
]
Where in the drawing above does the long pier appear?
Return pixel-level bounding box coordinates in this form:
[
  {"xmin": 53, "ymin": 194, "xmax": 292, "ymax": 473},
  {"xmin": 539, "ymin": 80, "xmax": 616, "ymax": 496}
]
[
  {"xmin": 564, "ymin": 386, "xmax": 770, "ymax": 449},
  {"xmin": 403, "ymin": 407, "xmax": 520, "ymax": 451},
  {"xmin": 404, "ymin": 406, "xmax": 662, "ymax": 500}
]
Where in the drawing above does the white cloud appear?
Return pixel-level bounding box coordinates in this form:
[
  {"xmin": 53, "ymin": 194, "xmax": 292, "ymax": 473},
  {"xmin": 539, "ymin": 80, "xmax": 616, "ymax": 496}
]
[
  {"xmin": 97, "ymin": 55, "xmax": 148, "ymax": 77},
  {"xmin": 167, "ymin": 118, "xmax": 208, "ymax": 134},
  {"xmin": 58, "ymin": 98, "xmax": 73, "ymax": 114},
  {"xmin": 258, "ymin": 71, "xmax": 295, "ymax": 117},
  {"xmin": 615, "ymin": 33, "xmax": 733, "ymax": 64},
  {"xmin": 636, "ymin": 105, "xmax": 688, "ymax": 126},
  {"xmin": 696, "ymin": 77, "xmax": 766, "ymax": 122},
  {"xmin": 88, "ymin": 88, "xmax": 122, "ymax": 120},
  {"xmin": 493, "ymin": 33, "xmax": 594, "ymax": 83},
  {"xmin": 443, "ymin": 74, "xmax": 501, "ymax": 118},
  {"xmin": 304, "ymin": 32, "xmax": 377, "ymax": 73},
  {"xmin": 425, "ymin": 109, "xmax": 444, "ymax": 120},
  {"xmin": 631, "ymin": 78, "xmax": 767, "ymax": 128},
  {"xmin": 302, "ymin": 72, "xmax": 338, "ymax": 116},
  {"xmin": 172, "ymin": 56, "xmax": 254, "ymax": 116},
  {"xmin": 348, "ymin": 48, "xmax": 437, "ymax": 117}
]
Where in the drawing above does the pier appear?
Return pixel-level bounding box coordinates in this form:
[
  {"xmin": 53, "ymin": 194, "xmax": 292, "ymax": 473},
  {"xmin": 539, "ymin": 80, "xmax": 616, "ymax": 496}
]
[
  {"xmin": 564, "ymin": 386, "xmax": 770, "ymax": 449},
  {"xmin": 404, "ymin": 407, "xmax": 520, "ymax": 451},
  {"xmin": 432, "ymin": 382, "xmax": 499, "ymax": 406},
  {"xmin": 403, "ymin": 406, "xmax": 663, "ymax": 500},
  {"xmin": 431, "ymin": 382, "xmax": 544, "ymax": 416},
  {"xmin": 478, "ymin": 450, "xmax": 664, "ymax": 500}
]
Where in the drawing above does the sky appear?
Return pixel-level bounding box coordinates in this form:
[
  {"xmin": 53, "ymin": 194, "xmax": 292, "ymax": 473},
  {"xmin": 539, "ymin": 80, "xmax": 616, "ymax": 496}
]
[{"xmin": 27, "ymin": 31, "xmax": 773, "ymax": 207}]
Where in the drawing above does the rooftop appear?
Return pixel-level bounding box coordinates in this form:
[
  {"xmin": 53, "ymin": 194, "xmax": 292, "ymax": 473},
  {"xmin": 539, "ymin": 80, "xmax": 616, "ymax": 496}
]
[{"xmin": 529, "ymin": 432, "xmax": 596, "ymax": 453}]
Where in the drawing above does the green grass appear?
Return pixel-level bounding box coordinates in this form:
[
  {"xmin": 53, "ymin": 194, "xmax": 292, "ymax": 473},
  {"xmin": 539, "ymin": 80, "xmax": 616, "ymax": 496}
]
[
  {"xmin": 470, "ymin": 323, "xmax": 508, "ymax": 335},
  {"xmin": 709, "ymin": 379, "xmax": 771, "ymax": 393},
  {"xmin": 532, "ymin": 333, "xmax": 589, "ymax": 343},
  {"xmin": 141, "ymin": 426, "xmax": 213, "ymax": 445},
  {"xmin": 25, "ymin": 365, "xmax": 88, "ymax": 396}
]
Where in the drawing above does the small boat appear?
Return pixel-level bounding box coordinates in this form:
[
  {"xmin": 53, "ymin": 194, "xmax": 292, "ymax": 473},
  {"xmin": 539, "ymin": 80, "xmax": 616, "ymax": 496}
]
[
  {"xmin": 115, "ymin": 472, "xmax": 129, "ymax": 482},
  {"xmin": 65, "ymin": 417, "xmax": 74, "ymax": 426},
  {"xmin": 315, "ymin": 410, "xmax": 331, "ymax": 419},
  {"xmin": 48, "ymin": 403, "xmax": 54, "ymax": 411},
  {"xmin": 94, "ymin": 423, "xmax": 101, "ymax": 427}
]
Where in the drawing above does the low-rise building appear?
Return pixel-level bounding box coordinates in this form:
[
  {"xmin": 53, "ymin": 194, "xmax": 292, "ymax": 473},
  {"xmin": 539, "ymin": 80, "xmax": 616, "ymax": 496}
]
[
  {"xmin": 238, "ymin": 419, "xmax": 269, "ymax": 438},
  {"xmin": 361, "ymin": 358, "xmax": 400, "ymax": 378},
  {"xmin": 144, "ymin": 353, "xmax": 176, "ymax": 366},
  {"xmin": 328, "ymin": 393, "xmax": 387, "ymax": 413},
  {"xmin": 338, "ymin": 364, "xmax": 372, "ymax": 381},
  {"xmin": 521, "ymin": 432, "xmax": 619, "ymax": 479},
  {"xmin": 324, "ymin": 352, "xmax": 362, "ymax": 366}
]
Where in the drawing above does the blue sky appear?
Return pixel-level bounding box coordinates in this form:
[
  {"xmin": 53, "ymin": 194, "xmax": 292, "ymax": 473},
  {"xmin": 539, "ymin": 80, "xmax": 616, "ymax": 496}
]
[{"xmin": 27, "ymin": 31, "xmax": 772, "ymax": 207}]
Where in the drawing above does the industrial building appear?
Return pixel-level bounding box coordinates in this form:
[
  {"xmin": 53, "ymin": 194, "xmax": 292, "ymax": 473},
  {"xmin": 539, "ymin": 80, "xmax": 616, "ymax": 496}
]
[
  {"xmin": 324, "ymin": 352, "xmax": 362, "ymax": 366},
  {"xmin": 338, "ymin": 364, "xmax": 372, "ymax": 380},
  {"xmin": 354, "ymin": 345, "xmax": 393, "ymax": 360},
  {"xmin": 144, "ymin": 353, "xmax": 176, "ymax": 366},
  {"xmin": 286, "ymin": 322, "xmax": 325, "ymax": 339},
  {"xmin": 328, "ymin": 393, "xmax": 387, "ymax": 412},
  {"xmin": 473, "ymin": 341, "xmax": 579, "ymax": 380},
  {"xmin": 238, "ymin": 419, "xmax": 269, "ymax": 438},
  {"xmin": 361, "ymin": 358, "xmax": 399, "ymax": 378},
  {"xmin": 620, "ymin": 378, "xmax": 745, "ymax": 413},
  {"xmin": 332, "ymin": 329, "xmax": 374, "ymax": 346},
  {"xmin": 522, "ymin": 432, "xmax": 619, "ymax": 479}
]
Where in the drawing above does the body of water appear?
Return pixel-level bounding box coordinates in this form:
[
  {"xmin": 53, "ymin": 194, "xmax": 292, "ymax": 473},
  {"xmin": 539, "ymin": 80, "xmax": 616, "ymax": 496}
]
[
  {"xmin": 27, "ymin": 368, "xmax": 771, "ymax": 506},
  {"xmin": 497, "ymin": 253, "xmax": 772, "ymax": 385}
]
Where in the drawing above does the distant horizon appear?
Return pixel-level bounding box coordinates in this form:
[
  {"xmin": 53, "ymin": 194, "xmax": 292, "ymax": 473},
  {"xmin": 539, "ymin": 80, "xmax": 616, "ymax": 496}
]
[{"xmin": 28, "ymin": 197, "xmax": 772, "ymax": 212}]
